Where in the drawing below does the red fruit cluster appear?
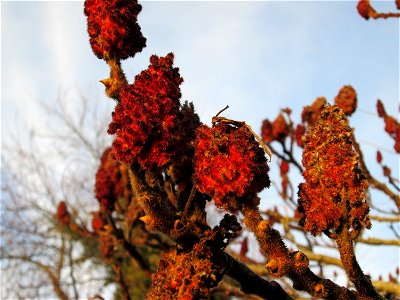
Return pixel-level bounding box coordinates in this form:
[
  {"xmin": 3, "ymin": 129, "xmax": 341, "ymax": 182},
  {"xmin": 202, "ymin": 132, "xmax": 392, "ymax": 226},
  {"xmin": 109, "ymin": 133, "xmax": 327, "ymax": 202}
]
[
  {"xmin": 298, "ymin": 105, "xmax": 370, "ymax": 236},
  {"xmin": 280, "ymin": 160, "xmax": 290, "ymax": 199},
  {"xmin": 147, "ymin": 246, "xmax": 220, "ymax": 300},
  {"xmin": 261, "ymin": 113, "xmax": 290, "ymax": 143},
  {"xmin": 194, "ymin": 122, "xmax": 270, "ymax": 211},
  {"xmin": 296, "ymin": 86, "xmax": 358, "ymax": 148},
  {"xmin": 84, "ymin": 0, "xmax": 146, "ymax": 60},
  {"xmin": 376, "ymin": 100, "xmax": 400, "ymax": 153},
  {"xmin": 167, "ymin": 101, "xmax": 201, "ymax": 191},
  {"xmin": 147, "ymin": 215, "xmax": 240, "ymax": 300},
  {"xmin": 56, "ymin": 201, "xmax": 70, "ymax": 225},
  {"xmin": 91, "ymin": 211, "xmax": 107, "ymax": 232},
  {"xmin": 95, "ymin": 147, "xmax": 131, "ymax": 211},
  {"xmin": 280, "ymin": 159, "xmax": 289, "ymax": 174},
  {"xmin": 294, "ymin": 97, "xmax": 327, "ymax": 148},
  {"xmin": 334, "ymin": 85, "xmax": 357, "ymax": 116},
  {"xmin": 357, "ymin": 0, "xmax": 373, "ymax": 20},
  {"xmin": 301, "ymin": 97, "xmax": 327, "ymax": 126},
  {"xmin": 108, "ymin": 53, "xmax": 183, "ymax": 169},
  {"xmin": 295, "ymin": 124, "xmax": 306, "ymax": 147},
  {"xmin": 376, "ymin": 150, "xmax": 383, "ymax": 163}
]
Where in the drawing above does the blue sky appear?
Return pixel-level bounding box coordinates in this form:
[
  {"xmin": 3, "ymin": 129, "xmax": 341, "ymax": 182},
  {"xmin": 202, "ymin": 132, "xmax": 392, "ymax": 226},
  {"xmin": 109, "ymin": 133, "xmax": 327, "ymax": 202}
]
[
  {"xmin": 2, "ymin": 1, "xmax": 399, "ymax": 131},
  {"xmin": 2, "ymin": 0, "xmax": 399, "ymax": 292}
]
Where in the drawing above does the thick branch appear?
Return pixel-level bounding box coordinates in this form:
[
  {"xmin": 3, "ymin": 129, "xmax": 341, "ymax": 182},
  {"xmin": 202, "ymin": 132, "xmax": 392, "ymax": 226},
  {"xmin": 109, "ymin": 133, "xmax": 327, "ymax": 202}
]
[
  {"xmin": 122, "ymin": 239, "xmax": 151, "ymax": 271},
  {"xmin": 128, "ymin": 164, "xmax": 175, "ymax": 233},
  {"xmin": 220, "ymin": 251, "xmax": 293, "ymax": 300},
  {"xmin": 240, "ymin": 203, "xmax": 359, "ymax": 299},
  {"xmin": 336, "ymin": 230, "xmax": 384, "ymax": 299},
  {"xmin": 106, "ymin": 212, "xmax": 151, "ymax": 272}
]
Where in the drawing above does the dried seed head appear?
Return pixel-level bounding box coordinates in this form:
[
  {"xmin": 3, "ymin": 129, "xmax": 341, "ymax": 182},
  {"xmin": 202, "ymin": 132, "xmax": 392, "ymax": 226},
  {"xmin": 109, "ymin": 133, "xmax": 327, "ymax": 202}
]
[
  {"xmin": 301, "ymin": 97, "xmax": 327, "ymax": 126},
  {"xmin": 56, "ymin": 201, "xmax": 70, "ymax": 225},
  {"xmin": 297, "ymin": 104, "xmax": 370, "ymax": 236},
  {"xmin": 261, "ymin": 113, "xmax": 290, "ymax": 143},
  {"xmin": 194, "ymin": 122, "xmax": 270, "ymax": 212},
  {"xmin": 147, "ymin": 235, "xmax": 224, "ymax": 299},
  {"xmin": 108, "ymin": 53, "xmax": 183, "ymax": 169},
  {"xmin": 334, "ymin": 85, "xmax": 357, "ymax": 116},
  {"xmin": 84, "ymin": 0, "xmax": 146, "ymax": 60},
  {"xmin": 357, "ymin": 0, "xmax": 375, "ymax": 20},
  {"xmin": 95, "ymin": 147, "xmax": 130, "ymax": 212}
]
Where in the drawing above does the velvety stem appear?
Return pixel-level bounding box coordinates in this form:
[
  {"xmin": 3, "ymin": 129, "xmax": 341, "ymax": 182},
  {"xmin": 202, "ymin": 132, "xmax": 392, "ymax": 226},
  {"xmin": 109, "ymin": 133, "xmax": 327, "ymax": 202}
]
[
  {"xmin": 240, "ymin": 203, "xmax": 359, "ymax": 299},
  {"xmin": 336, "ymin": 230, "xmax": 384, "ymax": 300},
  {"xmin": 100, "ymin": 57, "xmax": 127, "ymax": 99},
  {"xmin": 128, "ymin": 164, "xmax": 175, "ymax": 233}
]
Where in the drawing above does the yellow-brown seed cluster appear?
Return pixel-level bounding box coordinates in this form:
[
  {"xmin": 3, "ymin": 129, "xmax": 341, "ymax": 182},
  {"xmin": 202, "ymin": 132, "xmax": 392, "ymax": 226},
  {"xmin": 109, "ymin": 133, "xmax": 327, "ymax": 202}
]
[
  {"xmin": 297, "ymin": 105, "xmax": 370, "ymax": 236},
  {"xmin": 146, "ymin": 247, "xmax": 220, "ymax": 300}
]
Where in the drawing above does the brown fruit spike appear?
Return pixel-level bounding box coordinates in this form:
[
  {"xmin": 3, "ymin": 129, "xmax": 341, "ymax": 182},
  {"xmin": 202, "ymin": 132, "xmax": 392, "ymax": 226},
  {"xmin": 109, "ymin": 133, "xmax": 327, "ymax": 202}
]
[{"xmin": 297, "ymin": 104, "xmax": 370, "ymax": 236}]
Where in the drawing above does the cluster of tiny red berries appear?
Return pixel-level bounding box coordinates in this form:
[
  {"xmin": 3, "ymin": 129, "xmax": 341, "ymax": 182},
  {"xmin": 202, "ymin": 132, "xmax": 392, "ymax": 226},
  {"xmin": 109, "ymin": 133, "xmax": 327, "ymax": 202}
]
[
  {"xmin": 261, "ymin": 113, "xmax": 291, "ymax": 143},
  {"xmin": 147, "ymin": 247, "xmax": 218, "ymax": 300},
  {"xmin": 84, "ymin": 0, "xmax": 146, "ymax": 60},
  {"xmin": 95, "ymin": 147, "xmax": 130, "ymax": 211},
  {"xmin": 194, "ymin": 122, "xmax": 270, "ymax": 211},
  {"xmin": 377, "ymin": 100, "xmax": 400, "ymax": 153},
  {"xmin": 108, "ymin": 53, "xmax": 183, "ymax": 169},
  {"xmin": 295, "ymin": 85, "xmax": 357, "ymax": 148},
  {"xmin": 56, "ymin": 201, "xmax": 70, "ymax": 225},
  {"xmin": 334, "ymin": 85, "xmax": 358, "ymax": 116}
]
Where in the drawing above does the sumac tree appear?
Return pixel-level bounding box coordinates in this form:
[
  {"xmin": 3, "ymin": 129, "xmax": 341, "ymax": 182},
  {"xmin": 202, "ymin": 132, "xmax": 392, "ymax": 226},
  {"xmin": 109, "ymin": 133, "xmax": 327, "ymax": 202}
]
[{"xmin": 3, "ymin": 0, "xmax": 399, "ymax": 299}]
